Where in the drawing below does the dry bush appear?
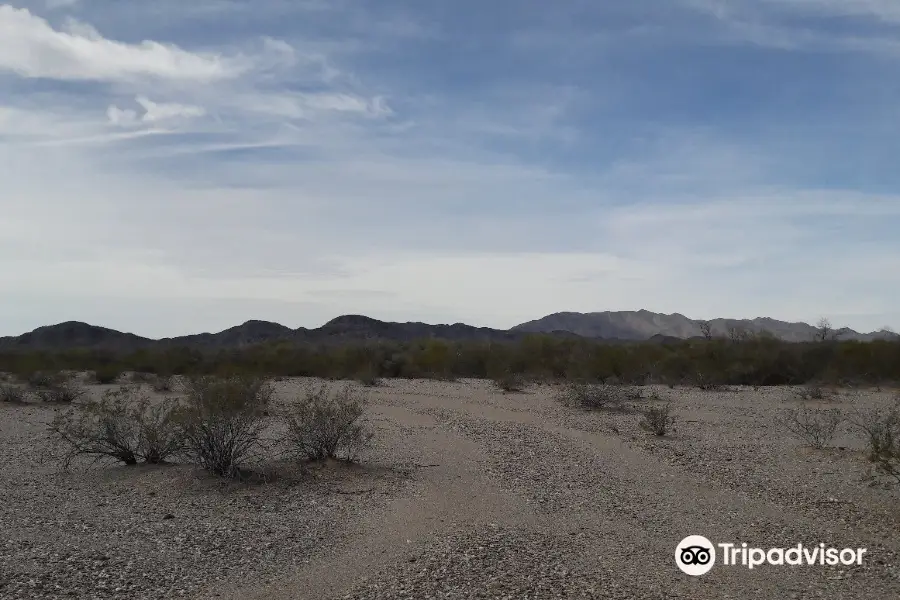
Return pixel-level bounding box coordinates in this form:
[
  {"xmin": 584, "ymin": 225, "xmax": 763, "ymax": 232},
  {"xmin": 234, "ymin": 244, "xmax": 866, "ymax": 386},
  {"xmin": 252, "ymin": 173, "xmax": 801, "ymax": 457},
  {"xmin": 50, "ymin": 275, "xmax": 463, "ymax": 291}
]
[
  {"xmin": 848, "ymin": 400, "xmax": 900, "ymax": 484},
  {"xmin": 128, "ymin": 371, "xmax": 157, "ymax": 384},
  {"xmin": 694, "ymin": 373, "xmax": 726, "ymax": 392},
  {"xmin": 1, "ymin": 384, "xmax": 28, "ymax": 404},
  {"xmin": 556, "ymin": 383, "xmax": 628, "ymax": 411},
  {"xmin": 92, "ymin": 366, "xmax": 122, "ymax": 385},
  {"xmin": 152, "ymin": 375, "xmax": 175, "ymax": 393},
  {"xmin": 640, "ymin": 403, "xmax": 675, "ymax": 436},
  {"xmin": 28, "ymin": 371, "xmax": 60, "ymax": 389},
  {"xmin": 794, "ymin": 384, "xmax": 831, "ymax": 401},
  {"xmin": 49, "ymin": 386, "xmax": 183, "ymax": 468},
  {"xmin": 780, "ymin": 405, "xmax": 843, "ymax": 449},
  {"xmin": 284, "ymin": 384, "xmax": 373, "ymax": 462},
  {"xmin": 494, "ymin": 373, "xmax": 526, "ymax": 393},
  {"xmin": 37, "ymin": 381, "xmax": 87, "ymax": 404},
  {"xmin": 353, "ymin": 365, "xmax": 381, "ymax": 387},
  {"xmin": 176, "ymin": 375, "xmax": 273, "ymax": 478}
]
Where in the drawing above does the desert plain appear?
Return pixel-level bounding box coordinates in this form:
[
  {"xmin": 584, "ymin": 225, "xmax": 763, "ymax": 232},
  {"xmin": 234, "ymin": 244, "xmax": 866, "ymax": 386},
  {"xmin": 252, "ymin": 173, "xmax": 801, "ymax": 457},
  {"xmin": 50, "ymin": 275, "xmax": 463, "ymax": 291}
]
[{"xmin": 1, "ymin": 377, "xmax": 899, "ymax": 600}]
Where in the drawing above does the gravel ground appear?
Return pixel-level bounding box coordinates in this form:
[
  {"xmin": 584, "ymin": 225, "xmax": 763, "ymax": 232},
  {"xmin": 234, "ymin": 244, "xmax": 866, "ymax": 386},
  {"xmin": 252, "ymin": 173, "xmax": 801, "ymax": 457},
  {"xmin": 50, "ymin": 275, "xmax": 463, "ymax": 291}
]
[{"xmin": 1, "ymin": 378, "xmax": 899, "ymax": 599}]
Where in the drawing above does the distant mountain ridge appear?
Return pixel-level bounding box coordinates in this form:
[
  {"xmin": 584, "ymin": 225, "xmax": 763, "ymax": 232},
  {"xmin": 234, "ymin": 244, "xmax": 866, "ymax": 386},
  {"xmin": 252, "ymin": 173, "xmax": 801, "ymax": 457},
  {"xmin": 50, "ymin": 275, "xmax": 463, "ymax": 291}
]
[
  {"xmin": 511, "ymin": 310, "xmax": 898, "ymax": 342},
  {"xmin": 0, "ymin": 310, "xmax": 895, "ymax": 352}
]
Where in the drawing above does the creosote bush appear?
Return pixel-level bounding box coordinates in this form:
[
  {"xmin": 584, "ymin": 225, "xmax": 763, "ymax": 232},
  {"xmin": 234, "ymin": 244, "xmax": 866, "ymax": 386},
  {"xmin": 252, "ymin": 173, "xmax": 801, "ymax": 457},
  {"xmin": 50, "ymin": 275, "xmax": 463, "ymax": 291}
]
[
  {"xmin": 176, "ymin": 375, "xmax": 273, "ymax": 478},
  {"xmin": 49, "ymin": 385, "xmax": 182, "ymax": 468},
  {"xmin": 37, "ymin": 381, "xmax": 87, "ymax": 404},
  {"xmin": 780, "ymin": 405, "xmax": 843, "ymax": 449},
  {"xmin": 28, "ymin": 371, "xmax": 59, "ymax": 389},
  {"xmin": 494, "ymin": 373, "xmax": 526, "ymax": 393},
  {"xmin": 640, "ymin": 403, "xmax": 675, "ymax": 436},
  {"xmin": 1, "ymin": 384, "xmax": 28, "ymax": 404},
  {"xmin": 284, "ymin": 383, "xmax": 373, "ymax": 462},
  {"xmin": 556, "ymin": 383, "xmax": 627, "ymax": 411},
  {"xmin": 92, "ymin": 366, "xmax": 122, "ymax": 385},
  {"xmin": 848, "ymin": 400, "xmax": 900, "ymax": 483},
  {"xmin": 794, "ymin": 383, "xmax": 831, "ymax": 401}
]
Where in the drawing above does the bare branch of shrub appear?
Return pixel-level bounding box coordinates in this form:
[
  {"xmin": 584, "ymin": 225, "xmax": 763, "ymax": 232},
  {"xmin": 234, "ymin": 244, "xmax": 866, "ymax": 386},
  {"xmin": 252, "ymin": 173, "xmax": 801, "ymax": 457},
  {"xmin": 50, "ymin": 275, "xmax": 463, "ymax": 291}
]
[
  {"xmin": 284, "ymin": 383, "xmax": 373, "ymax": 462},
  {"xmin": 48, "ymin": 386, "xmax": 183, "ymax": 468},
  {"xmin": 640, "ymin": 403, "xmax": 675, "ymax": 436},
  {"xmin": 176, "ymin": 375, "xmax": 272, "ymax": 478},
  {"xmin": 780, "ymin": 405, "xmax": 843, "ymax": 449}
]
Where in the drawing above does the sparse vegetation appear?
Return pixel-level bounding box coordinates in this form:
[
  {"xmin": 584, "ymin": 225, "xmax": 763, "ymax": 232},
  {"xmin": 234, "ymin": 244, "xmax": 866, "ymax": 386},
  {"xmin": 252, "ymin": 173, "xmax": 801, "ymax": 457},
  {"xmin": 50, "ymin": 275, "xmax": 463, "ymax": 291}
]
[
  {"xmin": 92, "ymin": 366, "xmax": 122, "ymax": 385},
  {"xmin": 794, "ymin": 383, "xmax": 830, "ymax": 401},
  {"xmin": 780, "ymin": 405, "xmax": 844, "ymax": 449},
  {"xmin": 49, "ymin": 386, "xmax": 183, "ymax": 468},
  {"xmin": 353, "ymin": 365, "xmax": 381, "ymax": 387},
  {"xmin": 152, "ymin": 375, "xmax": 175, "ymax": 393},
  {"xmin": 176, "ymin": 375, "xmax": 273, "ymax": 478},
  {"xmin": 37, "ymin": 381, "xmax": 87, "ymax": 404},
  {"xmin": 494, "ymin": 373, "xmax": 526, "ymax": 393},
  {"xmin": 0, "ymin": 384, "xmax": 28, "ymax": 404},
  {"xmin": 556, "ymin": 382, "xmax": 627, "ymax": 411},
  {"xmin": 283, "ymin": 384, "xmax": 373, "ymax": 462},
  {"xmin": 1, "ymin": 335, "xmax": 899, "ymax": 387},
  {"xmin": 848, "ymin": 400, "xmax": 900, "ymax": 483},
  {"xmin": 27, "ymin": 371, "xmax": 59, "ymax": 389},
  {"xmin": 640, "ymin": 403, "xmax": 675, "ymax": 436}
]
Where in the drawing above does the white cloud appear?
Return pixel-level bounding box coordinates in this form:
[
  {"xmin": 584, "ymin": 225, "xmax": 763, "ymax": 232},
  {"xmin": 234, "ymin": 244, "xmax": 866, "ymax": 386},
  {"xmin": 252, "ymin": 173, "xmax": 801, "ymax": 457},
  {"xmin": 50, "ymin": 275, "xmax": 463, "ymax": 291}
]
[
  {"xmin": 0, "ymin": 5, "xmax": 247, "ymax": 82},
  {"xmin": 135, "ymin": 96, "xmax": 205, "ymax": 123}
]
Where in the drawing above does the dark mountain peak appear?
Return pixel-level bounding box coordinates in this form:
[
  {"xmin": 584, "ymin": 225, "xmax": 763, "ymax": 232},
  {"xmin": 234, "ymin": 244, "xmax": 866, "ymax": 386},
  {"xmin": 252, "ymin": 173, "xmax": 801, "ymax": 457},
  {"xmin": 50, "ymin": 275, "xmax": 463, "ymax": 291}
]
[
  {"xmin": 3, "ymin": 321, "xmax": 149, "ymax": 350},
  {"xmin": 324, "ymin": 315, "xmax": 383, "ymax": 328}
]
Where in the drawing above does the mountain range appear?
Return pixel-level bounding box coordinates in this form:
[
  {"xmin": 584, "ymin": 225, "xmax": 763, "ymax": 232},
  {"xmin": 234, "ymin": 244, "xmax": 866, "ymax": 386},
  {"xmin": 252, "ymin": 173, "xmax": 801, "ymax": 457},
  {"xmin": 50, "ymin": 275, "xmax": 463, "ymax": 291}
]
[{"xmin": 0, "ymin": 311, "xmax": 896, "ymax": 352}]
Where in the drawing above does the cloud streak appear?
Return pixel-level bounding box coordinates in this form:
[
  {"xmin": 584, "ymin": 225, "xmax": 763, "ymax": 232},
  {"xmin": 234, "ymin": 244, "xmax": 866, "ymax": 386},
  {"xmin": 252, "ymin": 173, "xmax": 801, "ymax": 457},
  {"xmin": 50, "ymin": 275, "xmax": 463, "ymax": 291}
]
[{"xmin": 0, "ymin": 0, "xmax": 898, "ymax": 337}]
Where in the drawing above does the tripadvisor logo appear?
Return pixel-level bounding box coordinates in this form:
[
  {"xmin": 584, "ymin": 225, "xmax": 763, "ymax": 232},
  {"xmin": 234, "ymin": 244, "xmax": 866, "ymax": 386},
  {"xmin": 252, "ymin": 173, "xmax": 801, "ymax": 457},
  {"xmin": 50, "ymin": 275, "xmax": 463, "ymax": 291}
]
[{"xmin": 675, "ymin": 536, "xmax": 867, "ymax": 576}]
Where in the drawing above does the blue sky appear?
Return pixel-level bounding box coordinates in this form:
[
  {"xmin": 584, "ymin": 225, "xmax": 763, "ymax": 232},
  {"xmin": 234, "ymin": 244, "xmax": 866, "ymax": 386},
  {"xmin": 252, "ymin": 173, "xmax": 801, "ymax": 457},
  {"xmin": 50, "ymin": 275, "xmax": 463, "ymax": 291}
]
[{"xmin": 1, "ymin": 0, "xmax": 899, "ymax": 337}]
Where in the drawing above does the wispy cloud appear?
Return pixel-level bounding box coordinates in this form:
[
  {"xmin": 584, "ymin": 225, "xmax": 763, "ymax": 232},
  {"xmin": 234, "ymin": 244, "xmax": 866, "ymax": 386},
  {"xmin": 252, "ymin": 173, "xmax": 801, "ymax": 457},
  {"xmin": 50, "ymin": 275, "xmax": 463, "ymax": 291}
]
[
  {"xmin": 0, "ymin": 6, "xmax": 247, "ymax": 82},
  {"xmin": 0, "ymin": 0, "xmax": 898, "ymax": 337}
]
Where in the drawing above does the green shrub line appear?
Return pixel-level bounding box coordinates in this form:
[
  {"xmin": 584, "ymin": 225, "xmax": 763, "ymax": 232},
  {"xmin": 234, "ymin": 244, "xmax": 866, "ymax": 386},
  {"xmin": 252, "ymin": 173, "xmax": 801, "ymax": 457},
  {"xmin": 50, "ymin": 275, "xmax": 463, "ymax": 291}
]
[{"xmin": 3, "ymin": 335, "xmax": 900, "ymax": 387}]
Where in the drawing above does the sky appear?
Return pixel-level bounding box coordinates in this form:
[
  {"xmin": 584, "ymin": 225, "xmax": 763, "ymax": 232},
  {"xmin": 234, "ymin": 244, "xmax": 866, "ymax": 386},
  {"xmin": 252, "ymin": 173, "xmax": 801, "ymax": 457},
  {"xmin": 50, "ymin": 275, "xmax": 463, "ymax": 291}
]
[{"xmin": 2, "ymin": 0, "xmax": 899, "ymax": 338}]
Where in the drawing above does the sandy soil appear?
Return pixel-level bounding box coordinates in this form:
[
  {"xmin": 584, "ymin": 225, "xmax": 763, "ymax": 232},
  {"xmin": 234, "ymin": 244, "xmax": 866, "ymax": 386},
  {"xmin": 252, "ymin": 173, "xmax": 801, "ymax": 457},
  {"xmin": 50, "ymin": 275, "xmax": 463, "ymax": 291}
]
[{"xmin": 1, "ymin": 378, "xmax": 899, "ymax": 599}]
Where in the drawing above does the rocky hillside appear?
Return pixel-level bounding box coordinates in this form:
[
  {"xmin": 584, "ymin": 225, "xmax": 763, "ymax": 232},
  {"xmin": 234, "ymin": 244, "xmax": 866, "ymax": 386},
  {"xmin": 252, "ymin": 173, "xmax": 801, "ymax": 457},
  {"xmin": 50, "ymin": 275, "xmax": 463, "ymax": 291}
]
[{"xmin": 511, "ymin": 310, "xmax": 898, "ymax": 342}]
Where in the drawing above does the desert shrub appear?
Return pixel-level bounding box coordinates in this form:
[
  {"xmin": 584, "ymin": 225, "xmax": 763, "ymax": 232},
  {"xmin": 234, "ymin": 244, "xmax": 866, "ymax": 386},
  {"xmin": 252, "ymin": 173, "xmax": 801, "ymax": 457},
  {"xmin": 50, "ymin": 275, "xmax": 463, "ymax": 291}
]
[
  {"xmin": 92, "ymin": 366, "xmax": 122, "ymax": 385},
  {"xmin": 176, "ymin": 375, "xmax": 273, "ymax": 478},
  {"xmin": 284, "ymin": 384, "xmax": 373, "ymax": 462},
  {"xmin": 556, "ymin": 382, "xmax": 627, "ymax": 411},
  {"xmin": 494, "ymin": 373, "xmax": 526, "ymax": 393},
  {"xmin": 49, "ymin": 386, "xmax": 183, "ymax": 468},
  {"xmin": 152, "ymin": 375, "xmax": 175, "ymax": 393},
  {"xmin": 28, "ymin": 371, "xmax": 59, "ymax": 389},
  {"xmin": 794, "ymin": 383, "xmax": 830, "ymax": 401},
  {"xmin": 353, "ymin": 365, "xmax": 381, "ymax": 387},
  {"xmin": 0, "ymin": 384, "xmax": 28, "ymax": 404},
  {"xmin": 848, "ymin": 401, "xmax": 900, "ymax": 483},
  {"xmin": 640, "ymin": 403, "xmax": 675, "ymax": 436},
  {"xmin": 37, "ymin": 381, "xmax": 87, "ymax": 404},
  {"xmin": 780, "ymin": 405, "xmax": 843, "ymax": 449},
  {"xmin": 128, "ymin": 371, "xmax": 156, "ymax": 384},
  {"xmin": 695, "ymin": 373, "xmax": 726, "ymax": 391}
]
